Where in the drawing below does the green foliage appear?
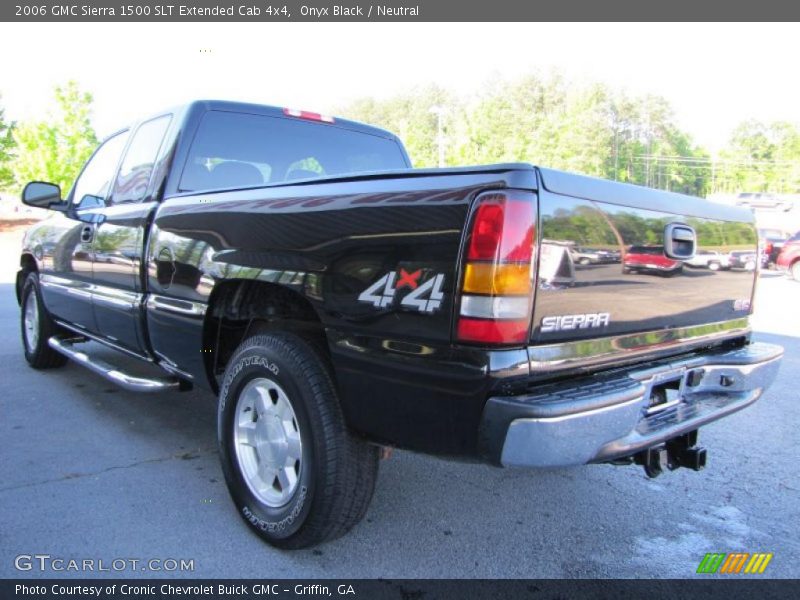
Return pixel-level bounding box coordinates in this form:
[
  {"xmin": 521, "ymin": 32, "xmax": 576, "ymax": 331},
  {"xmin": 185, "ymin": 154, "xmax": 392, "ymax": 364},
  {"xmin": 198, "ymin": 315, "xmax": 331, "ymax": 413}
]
[
  {"xmin": 342, "ymin": 84, "xmax": 462, "ymax": 169},
  {"xmin": 714, "ymin": 120, "xmax": 800, "ymax": 193},
  {"xmin": 338, "ymin": 74, "xmax": 710, "ymax": 196},
  {"xmin": 11, "ymin": 81, "xmax": 98, "ymax": 194},
  {"xmin": 338, "ymin": 73, "xmax": 800, "ymax": 196},
  {"xmin": 0, "ymin": 96, "xmax": 15, "ymax": 190}
]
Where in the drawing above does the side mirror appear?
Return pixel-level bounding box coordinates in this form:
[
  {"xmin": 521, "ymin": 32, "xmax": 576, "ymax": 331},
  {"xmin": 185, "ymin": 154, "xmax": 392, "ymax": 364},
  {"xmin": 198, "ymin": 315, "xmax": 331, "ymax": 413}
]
[{"xmin": 22, "ymin": 181, "xmax": 65, "ymax": 210}]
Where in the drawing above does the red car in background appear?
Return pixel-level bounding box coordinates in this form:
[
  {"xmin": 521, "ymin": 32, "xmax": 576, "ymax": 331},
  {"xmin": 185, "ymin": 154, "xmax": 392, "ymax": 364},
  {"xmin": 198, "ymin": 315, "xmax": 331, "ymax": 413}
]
[
  {"xmin": 759, "ymin": 228, "xmax": 792, "ymax": 268},
  {"xmin": 623, "ymin": 245, "xmax": 683, "ymax": 275},
  {"xmin": 776, "ymin": 231, "xmax": 800, "ymax": 281}
]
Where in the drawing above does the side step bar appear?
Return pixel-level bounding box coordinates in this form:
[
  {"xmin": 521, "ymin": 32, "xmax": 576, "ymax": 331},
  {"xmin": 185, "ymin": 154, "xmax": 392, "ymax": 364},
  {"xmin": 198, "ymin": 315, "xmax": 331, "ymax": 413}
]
[{"xmin": 48, "ymin": 337, "xmax": 181, "ymax": 393}]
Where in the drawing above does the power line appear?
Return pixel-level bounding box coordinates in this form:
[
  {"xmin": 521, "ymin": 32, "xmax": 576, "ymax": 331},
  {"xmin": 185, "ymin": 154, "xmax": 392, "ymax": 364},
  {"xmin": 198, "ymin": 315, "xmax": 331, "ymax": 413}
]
[{"xmin": 632, "ymin": 154, "xmax": 800, "ymax": 167}]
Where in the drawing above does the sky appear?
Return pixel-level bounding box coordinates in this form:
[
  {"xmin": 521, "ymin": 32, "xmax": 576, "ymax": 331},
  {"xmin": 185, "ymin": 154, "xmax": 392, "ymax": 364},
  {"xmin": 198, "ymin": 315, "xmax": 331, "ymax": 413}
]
[{"xmin": 1, "ymin": 22, "xmax": 798, "ymax": 153}]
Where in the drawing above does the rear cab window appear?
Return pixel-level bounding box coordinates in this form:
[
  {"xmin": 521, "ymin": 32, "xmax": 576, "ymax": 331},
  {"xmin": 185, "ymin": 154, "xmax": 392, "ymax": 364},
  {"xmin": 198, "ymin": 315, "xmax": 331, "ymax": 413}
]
[{"xmin": 179, "ymin": 110, "xmax": 409, "ymax": 192}]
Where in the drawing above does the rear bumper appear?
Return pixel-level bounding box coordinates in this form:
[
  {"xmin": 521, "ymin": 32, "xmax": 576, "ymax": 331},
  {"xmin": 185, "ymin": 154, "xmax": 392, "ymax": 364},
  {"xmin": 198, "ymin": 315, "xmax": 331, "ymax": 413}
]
[{"xmin": 479, "ymin": 342, "xmax": 783, "ymax": 467}]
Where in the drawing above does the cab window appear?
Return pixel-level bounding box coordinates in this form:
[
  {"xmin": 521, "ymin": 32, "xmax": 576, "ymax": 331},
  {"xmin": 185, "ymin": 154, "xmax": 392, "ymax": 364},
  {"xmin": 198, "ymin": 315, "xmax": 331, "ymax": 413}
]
[
  {"xmin": 111, "ymin": 115, "xmax": 171, "ymax": 204},
  {"xmin": 70, "ymin": 130, "xmax": 129, "ymax": 207}
]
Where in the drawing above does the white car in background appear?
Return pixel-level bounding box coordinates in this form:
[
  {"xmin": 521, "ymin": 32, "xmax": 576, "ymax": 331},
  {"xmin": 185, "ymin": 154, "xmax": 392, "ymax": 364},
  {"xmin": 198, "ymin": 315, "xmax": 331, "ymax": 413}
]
[
  {"xmin": 684, "ymin": 250, "xmax": 731, "ymax": 271},
  {"xmin": 736, "ymin": 192, "xmax": 793, "ymax": 212}
]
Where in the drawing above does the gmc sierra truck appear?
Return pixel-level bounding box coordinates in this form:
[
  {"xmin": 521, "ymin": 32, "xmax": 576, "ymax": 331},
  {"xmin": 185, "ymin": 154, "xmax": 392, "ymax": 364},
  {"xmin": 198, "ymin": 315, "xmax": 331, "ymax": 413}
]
[{"xmin": 17, "ymin": 101, "xmax": 783, "ymax": 548}]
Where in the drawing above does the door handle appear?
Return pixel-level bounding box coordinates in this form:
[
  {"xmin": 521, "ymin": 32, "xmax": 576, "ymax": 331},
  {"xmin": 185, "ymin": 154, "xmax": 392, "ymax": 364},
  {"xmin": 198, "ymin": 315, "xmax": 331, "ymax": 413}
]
[
  {"xmin": 80, "ymin": 224, "xmax": 94, "ymax": 243},
  {"xmin": 664, "ymin": 223, "xmax": 696, "ymax": 260}
]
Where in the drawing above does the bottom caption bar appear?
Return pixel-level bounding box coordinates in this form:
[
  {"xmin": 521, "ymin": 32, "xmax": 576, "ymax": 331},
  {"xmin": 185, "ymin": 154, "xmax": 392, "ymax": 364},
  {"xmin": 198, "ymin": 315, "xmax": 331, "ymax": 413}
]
[{"xmin": 3, "ymin": 579, "xmax": 797, "ymax": 600}]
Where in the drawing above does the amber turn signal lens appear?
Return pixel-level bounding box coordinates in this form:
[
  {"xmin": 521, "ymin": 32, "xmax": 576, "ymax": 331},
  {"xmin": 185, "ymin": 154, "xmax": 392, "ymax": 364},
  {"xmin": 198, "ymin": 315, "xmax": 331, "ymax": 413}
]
[{"xmin": 462, "ymin": 262, "xmax": 532, "ymax": 295}]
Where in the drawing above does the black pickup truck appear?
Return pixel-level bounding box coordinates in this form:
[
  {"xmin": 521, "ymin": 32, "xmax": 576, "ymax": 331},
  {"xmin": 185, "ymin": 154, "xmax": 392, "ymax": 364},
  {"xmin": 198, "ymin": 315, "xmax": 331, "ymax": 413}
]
[{"xmin": 17, "ymin": 100, "xmax": 783, "ymax": 548}]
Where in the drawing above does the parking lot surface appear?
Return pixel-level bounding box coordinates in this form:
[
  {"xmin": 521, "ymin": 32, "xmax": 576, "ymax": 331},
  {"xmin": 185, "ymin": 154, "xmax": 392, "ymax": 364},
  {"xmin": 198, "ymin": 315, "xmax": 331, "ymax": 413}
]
[{"xmin": 1, "ymin": 247, "xmax": 798, "ymax": 578}]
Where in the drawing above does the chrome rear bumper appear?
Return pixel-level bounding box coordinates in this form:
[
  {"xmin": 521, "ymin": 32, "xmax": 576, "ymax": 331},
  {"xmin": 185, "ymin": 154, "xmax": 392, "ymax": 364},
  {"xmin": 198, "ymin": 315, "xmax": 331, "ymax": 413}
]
[{"xmin": 480, "ymin": 342, "xmax": 783, "ymax": 468}]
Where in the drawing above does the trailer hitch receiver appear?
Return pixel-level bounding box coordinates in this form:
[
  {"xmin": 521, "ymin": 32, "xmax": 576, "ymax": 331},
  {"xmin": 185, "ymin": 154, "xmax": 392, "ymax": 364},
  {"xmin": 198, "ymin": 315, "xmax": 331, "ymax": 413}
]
[{"xmin": 633, "ymin": 430, "xmax": 707, "ymax": 478}]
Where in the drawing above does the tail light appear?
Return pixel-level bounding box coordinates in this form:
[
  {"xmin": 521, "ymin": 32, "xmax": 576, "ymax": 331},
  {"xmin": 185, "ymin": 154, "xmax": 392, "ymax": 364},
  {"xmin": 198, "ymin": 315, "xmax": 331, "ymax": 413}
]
[{"xmin": 456, "ymin": 191, "xmax": 536, "ymax": 344}]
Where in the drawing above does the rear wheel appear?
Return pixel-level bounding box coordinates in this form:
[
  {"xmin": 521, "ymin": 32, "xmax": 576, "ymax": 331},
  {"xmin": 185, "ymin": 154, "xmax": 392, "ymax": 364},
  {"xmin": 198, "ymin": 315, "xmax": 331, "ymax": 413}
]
[
  {"xmin": 708, "ymin": 262, "xmax": 721, "ymax": 271},
  {"xmin": 20, "ymin": 273, "xmax": 68, "ymax": 369},
  {"xmin": 217, "ymin": 329, "xmax": 379, "ymax": 548}
]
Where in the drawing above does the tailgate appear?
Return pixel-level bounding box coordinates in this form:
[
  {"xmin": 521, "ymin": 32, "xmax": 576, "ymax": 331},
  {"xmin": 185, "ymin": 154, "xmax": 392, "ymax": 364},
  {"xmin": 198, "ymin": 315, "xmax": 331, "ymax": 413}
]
[{"xmin": 532, "ymin": 169, "xmax": 757, "ymax": 346}]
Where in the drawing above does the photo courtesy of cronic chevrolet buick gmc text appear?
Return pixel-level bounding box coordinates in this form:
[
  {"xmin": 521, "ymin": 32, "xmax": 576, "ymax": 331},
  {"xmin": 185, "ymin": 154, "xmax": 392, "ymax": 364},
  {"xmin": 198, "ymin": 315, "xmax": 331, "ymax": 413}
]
[{"xmin": 16, "ymin": 101, "xmax": 783, "ymax": 548}]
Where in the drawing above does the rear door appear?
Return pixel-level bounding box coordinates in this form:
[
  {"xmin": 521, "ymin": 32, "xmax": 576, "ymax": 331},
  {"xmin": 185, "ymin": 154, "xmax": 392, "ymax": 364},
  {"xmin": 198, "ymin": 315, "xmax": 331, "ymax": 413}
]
[
  {"xmin": 533, "ymin": 169, "xmax": 758, "ymax": 345},
  {"xmin": 90, "ymin": 114, "xmax": 172, "ymax": 355}
]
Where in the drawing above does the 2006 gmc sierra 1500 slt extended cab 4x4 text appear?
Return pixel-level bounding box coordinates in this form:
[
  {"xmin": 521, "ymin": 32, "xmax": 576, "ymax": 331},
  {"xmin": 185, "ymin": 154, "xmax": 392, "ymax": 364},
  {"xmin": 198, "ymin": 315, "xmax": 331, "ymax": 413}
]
[{"xmin": 16, "ymin": 101, "xmax": 783, "ymax": 548}]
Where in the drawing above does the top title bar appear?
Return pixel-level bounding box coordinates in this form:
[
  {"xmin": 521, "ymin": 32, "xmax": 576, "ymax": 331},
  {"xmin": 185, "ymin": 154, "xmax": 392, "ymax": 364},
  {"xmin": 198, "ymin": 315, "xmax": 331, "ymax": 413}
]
[{"xmin": 4, "ymin": 0, "xmax": 800, "ymax": 21}]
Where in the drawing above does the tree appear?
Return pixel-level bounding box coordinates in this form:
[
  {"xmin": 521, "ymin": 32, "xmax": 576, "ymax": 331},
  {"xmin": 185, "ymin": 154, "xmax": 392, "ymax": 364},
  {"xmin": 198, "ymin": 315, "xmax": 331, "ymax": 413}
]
[
  {"xmin": 11, "ymin": 81, "xmax": 98, "ymax": 194},
  {"xmin": 338, "ymin": 84, "xmax": 464, "ymax": 168},
  {"xmin": 0, "ymin": 95, "xmax": 15, "ymax": 190},
  {"xmin": 714, "ymin": 120, "xmax": 800, "ymax": 193},
  {"xmin": 337, "ymin": 73, "xmax": 710, "ymax": 196}
]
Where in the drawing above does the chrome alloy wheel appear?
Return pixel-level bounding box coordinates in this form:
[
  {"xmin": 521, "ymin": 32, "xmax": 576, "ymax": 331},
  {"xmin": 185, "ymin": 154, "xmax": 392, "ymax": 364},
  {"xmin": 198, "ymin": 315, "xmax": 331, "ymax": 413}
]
[
  {"xmin": 233, "ymin": 377, "xmax": 303, "ymax": 507},
  {"xmin": 23, "ymin": 291, "xmax": 40, "ymax": 351}
]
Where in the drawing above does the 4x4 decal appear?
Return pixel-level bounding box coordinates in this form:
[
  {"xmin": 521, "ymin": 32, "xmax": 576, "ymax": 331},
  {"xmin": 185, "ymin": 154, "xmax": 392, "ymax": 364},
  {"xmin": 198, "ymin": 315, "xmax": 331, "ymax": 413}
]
[{"xmin": 358, "ymin": 269, "xmax": 445, "ymax": 314}]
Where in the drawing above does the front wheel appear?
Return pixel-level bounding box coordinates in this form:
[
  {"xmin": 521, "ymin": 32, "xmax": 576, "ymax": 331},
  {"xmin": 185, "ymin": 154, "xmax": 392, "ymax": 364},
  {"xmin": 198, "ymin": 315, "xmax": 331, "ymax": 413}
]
[
  {"xmin": 20, "ymin": 273, "xmax": 68, "ymax": 369},
  {"xmin": 217, "ymin": 329, "xmax": 379, "ymax": 549}
]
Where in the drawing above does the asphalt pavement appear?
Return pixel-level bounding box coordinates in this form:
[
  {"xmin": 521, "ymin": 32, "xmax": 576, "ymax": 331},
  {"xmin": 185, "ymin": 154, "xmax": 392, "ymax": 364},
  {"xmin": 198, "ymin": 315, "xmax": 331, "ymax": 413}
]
[{"xmin": 0, "ymin": 247, "xmax": 798, "ymax": 578}]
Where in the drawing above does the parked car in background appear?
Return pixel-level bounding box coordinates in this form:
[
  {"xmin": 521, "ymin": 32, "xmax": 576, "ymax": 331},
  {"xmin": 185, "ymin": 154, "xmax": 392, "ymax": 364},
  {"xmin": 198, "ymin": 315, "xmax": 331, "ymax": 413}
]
[
  {"xmin": 737, "ymin": 193, "xmax": 792, "ymax": 212},
  {"xmin": 684, "ymin": 250, "xmax": 730, "ymax": 271},
  {"xmin": 623, "ymin": 245, "xmax": 683, "ymax": 275},
  {"xmin": 728, "ymin": 250, "xmax": 758, "ymax": 271},
  {"xmin": 758, "ymin": 228, "xmax": 792, "ymax": 268},
  {"xmin": 776, "ymin": 230, "xmax": 800, "ymax": 281},
  {"xmin": 570, "ymin": 247, "xmax": 619, "ymax": 265}
]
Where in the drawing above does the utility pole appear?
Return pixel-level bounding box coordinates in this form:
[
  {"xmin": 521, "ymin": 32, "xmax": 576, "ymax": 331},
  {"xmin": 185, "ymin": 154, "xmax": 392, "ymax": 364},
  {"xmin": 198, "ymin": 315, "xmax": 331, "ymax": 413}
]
[
  {"xmin": 711, "ymin": 154, "xmax": 716, "ymax": 193},
  {"xmin": 612, "ymin": 110, "xmax": 619, "ymax": 181},
  {"xmin": 429, "ymin": 105, "xmax": 447, "ymax": 168}
]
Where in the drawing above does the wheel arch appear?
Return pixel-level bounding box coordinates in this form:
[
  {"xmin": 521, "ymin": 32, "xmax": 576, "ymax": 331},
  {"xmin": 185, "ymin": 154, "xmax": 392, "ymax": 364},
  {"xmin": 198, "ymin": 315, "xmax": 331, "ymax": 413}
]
[
  {"xmin": 16, "ymin": 253, "xmax": 38, "ymax": 304},
  {"xmin": 201, "ymin": 278, "xmax": 328, "ymax": 393}
]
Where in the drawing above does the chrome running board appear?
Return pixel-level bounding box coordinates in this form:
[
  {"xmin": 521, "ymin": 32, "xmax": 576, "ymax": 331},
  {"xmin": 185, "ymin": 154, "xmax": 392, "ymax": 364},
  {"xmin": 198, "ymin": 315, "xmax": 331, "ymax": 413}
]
[{"xmin": 48, "ymin": 337, "xmax": 181, "ymax": 393}]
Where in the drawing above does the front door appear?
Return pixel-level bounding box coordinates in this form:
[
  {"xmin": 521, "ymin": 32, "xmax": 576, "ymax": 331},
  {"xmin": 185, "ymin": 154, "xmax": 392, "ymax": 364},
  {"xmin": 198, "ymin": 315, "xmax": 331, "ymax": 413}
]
[{"xmin": 38, "ymin": 130, "xmax": 130, "ymax": 333}]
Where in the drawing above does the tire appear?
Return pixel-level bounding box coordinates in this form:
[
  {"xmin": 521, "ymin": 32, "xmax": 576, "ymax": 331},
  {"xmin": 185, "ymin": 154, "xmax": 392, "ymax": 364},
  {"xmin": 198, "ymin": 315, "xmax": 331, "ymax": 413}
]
[
  {"xmin": 20, "ymin": 273, "xmax": 68, "ymax": 369},
  {"xmin": 217, "ymin": 329, "xmax": 379, "ymax": 549},
  {"xmin": 708, "ymin": 262, "xmax": 720, "ymax": 271},
  {"xmin": 579, "ymin": 257, "xmax": 590, "ymax": 265},
  {"xmin": 792, "ymin": 261, "xmax": 800, "ymax": 282}
]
